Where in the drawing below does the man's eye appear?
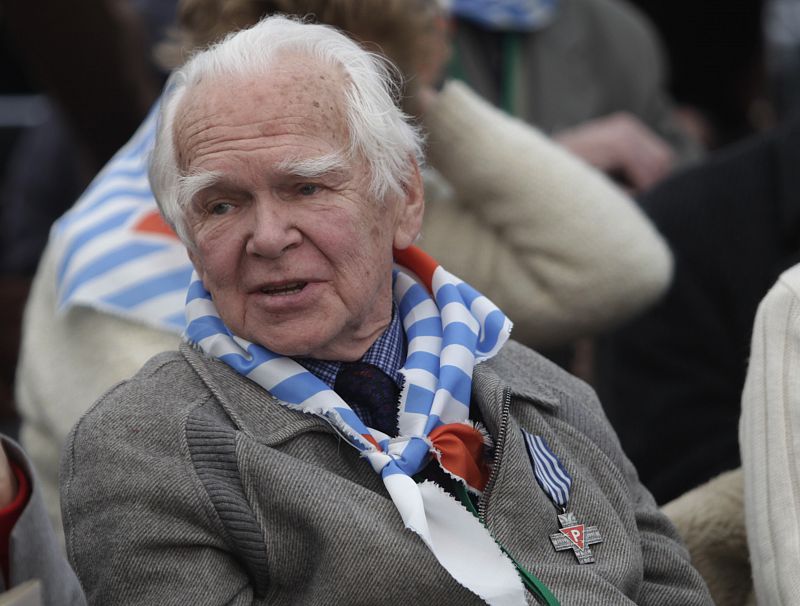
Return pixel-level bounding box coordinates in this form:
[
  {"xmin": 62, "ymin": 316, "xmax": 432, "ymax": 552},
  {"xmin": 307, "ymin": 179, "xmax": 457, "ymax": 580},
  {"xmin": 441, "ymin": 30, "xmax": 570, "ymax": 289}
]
[
  {"xmin": 298, "ymin": 184, "xmax": 320, "ymax": 196},
  {"xmin": 210, "ymin": 201, "xmax": 234, "ymax": 215}
]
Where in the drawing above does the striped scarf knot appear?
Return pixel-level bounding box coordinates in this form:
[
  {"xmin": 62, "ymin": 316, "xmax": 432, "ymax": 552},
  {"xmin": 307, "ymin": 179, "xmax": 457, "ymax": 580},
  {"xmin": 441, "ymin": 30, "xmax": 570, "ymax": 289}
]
[
  {"xmin": 363, "ymin": 435, "xmax": 432, "ymax": 474},
  {"xmin": 186, "ymin": 245, "xmax": 527, "ymax": 605},
  {"xmin": 363, "ymin": 422, "xmax": 490, "ymax": 493}
]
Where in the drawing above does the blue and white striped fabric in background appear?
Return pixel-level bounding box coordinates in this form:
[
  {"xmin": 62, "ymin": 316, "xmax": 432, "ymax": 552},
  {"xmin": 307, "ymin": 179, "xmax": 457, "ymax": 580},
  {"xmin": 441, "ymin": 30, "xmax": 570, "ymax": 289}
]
[
  {"xmin": 522, "ymin": 430, "xmax": 573, "ymax": 509},
  {"xmin": 452, "ymin": 0, "xmax": 559, "ymax": 31},
  {"xmin": 51, "ymin": 106, "xmax": 192, "ymax": 333}
]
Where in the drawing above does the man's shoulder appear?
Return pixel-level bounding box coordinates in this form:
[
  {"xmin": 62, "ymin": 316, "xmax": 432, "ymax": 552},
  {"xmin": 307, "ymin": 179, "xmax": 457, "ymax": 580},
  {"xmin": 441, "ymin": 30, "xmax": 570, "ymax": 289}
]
[
  {"xmin": 756, "ymin": 263, "xmax": 800, "ymax": 323},
  {"xmin": 484, "ymin": 340, "xmax": 601, "ymax": 414},
  {"xmin": 777, "ymin": 263, "xmax": 800, "ymax": 297},
  {"xmin": 484, "ymin": 340, "xmax": 630, "ymax": 484},
  {"xmin": 61, "ymin": 347, "xmax": 219, "ymax": 517},
  {"xmin": 74, "ymin": 347, "xmax": 212, "ymax": 434}
]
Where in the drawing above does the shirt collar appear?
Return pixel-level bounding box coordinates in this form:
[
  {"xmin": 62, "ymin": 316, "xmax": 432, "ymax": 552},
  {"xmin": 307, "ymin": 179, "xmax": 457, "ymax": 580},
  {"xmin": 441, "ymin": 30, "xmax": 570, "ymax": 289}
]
[{"xmin": 297, "ymin": 303, "xmax": 406, "ymax": 388}]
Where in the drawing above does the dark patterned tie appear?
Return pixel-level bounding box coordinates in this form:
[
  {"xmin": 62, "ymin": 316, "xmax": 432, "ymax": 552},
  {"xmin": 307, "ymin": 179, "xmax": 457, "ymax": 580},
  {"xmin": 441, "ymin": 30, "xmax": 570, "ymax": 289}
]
[{"xmin": 334, "ymin": 362, "xmax": 400, "ymax": 437}]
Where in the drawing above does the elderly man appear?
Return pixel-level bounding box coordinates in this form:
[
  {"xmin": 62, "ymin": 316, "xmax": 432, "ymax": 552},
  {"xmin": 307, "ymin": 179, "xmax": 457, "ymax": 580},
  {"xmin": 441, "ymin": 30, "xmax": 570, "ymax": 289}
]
[
  {"xmin": 22, "ymin": 0, "xmax": 674, "ymax": 540},
  {"xmin": 62, "ymin": 17, "xmax": 711, "ymax": 605}
]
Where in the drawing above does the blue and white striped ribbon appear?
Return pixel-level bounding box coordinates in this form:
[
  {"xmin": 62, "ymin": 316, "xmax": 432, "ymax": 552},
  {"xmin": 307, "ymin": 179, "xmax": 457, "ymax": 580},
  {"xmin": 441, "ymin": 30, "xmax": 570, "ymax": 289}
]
[{"xmin": 522, "ymin": 430, "xmax": 572, "ymax": 510}]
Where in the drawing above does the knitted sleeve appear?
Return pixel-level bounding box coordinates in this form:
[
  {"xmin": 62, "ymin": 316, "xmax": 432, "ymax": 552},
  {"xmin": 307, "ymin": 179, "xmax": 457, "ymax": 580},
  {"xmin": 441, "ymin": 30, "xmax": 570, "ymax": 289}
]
[
  {"xmin": 61, "ymin": 355, "xmax": 253, "ymax": 605},
  {"xmin": 741, "ymin": 263, "xmax": 800, "ymax": 605},
  {"xmin": 419, "ymin": 80, "xmax": 673, "ymax": 348}
]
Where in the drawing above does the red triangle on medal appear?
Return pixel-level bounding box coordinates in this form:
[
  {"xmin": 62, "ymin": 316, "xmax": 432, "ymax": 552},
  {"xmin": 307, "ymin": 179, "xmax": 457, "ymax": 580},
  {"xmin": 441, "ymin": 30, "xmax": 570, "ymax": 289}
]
[
  {"xmin": 560, "ymin": 524, "xmax": 586, "ymax": 550},
  {"xmin": 550, "ymin": 512, "xmax": 602, "ymax": 564}
]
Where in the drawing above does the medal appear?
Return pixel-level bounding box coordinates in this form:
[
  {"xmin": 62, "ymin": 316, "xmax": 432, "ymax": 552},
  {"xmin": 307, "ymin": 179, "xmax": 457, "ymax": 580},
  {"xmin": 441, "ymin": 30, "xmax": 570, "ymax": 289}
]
[
  {"xmin": 549, "ymin": 512, "xmax": 603, "ymax": 564},
  {"xmin": 522, "ymin": 430, "xmax": 603, "ymax": 564}
]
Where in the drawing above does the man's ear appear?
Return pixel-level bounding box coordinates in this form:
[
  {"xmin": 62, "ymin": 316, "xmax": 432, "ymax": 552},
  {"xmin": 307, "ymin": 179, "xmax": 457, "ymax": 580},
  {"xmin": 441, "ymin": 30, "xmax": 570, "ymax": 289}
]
[
  {"xmin": 393, "ymin": 159, "xmax": 425, "ymax": 250},
  {"xmin": 186, "ymin": 247, "xmax": 205, "ymax": 283}
]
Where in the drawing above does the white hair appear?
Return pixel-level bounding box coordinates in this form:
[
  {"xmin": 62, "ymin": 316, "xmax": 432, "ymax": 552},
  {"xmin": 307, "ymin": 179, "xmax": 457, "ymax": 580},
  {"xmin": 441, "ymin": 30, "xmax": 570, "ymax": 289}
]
[{"xmin": 149, "ymin": 15, "xmax": 425, "ymax": 245}]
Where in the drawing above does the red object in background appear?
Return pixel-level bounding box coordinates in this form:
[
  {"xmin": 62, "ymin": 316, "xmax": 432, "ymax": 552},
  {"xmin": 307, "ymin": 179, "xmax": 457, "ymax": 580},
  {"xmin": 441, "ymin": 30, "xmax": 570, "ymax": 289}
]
[
  {"xmin": 133, "ymin": 210, "xmax": 178, "ymax": 239},
  {"xmin": 0, "ymin": 460, "xmax": 31, "ymax": 586}
]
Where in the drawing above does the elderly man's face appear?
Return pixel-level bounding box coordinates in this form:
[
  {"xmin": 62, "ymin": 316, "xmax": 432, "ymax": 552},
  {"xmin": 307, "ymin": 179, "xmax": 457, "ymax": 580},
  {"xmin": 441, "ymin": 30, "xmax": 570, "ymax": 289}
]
[{"xmin": 177, "ymin": 55, "xmax": 423, "ymax": 360}]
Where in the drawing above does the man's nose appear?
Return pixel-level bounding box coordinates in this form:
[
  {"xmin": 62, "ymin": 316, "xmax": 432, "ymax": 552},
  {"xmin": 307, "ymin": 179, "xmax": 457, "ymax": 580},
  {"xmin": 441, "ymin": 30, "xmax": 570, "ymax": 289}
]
[{"xmin": 245, "ymin": 197, "xmax": 302, "ymax": 258}]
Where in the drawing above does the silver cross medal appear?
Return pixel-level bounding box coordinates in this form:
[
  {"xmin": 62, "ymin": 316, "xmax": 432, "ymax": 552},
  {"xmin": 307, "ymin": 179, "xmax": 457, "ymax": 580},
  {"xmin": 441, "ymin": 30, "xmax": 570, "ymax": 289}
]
[{"xmin": 549, "ymin": 511, "xmax": 603, "ymax": 564}]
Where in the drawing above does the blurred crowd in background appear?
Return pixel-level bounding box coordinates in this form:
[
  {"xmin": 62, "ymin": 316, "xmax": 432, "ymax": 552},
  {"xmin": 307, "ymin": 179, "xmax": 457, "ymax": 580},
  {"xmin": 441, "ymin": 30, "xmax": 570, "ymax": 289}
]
[
  {"xmin": 1, "ymin": 0, "xmax": 800, "ymax": 603},
  {"xmin": 0, "ymin": 0, "xmax": 793, "ymax": 413}
]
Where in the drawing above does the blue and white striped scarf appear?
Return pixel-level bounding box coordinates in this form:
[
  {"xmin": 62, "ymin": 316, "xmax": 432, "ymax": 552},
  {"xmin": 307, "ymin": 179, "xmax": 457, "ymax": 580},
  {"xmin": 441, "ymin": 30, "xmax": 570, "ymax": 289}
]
[{"xmin": 185, "ymin": 246, "xmax": 527, "ymax": 605}]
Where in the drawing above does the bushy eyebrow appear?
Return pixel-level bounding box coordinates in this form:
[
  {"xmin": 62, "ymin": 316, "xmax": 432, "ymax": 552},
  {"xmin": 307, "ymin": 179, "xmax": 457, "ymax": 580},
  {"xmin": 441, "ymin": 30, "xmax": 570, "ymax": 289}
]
[
  {"xmin": 177, "ymin": 169, "xmax": 223, "ymax": 210},
  {"xmin": 175, "ymin": 151, "xmax": 349, "ymax": 210},
  {"xmin": 274, "ymin": 150, "xmax": 349, "ymax": 179}
]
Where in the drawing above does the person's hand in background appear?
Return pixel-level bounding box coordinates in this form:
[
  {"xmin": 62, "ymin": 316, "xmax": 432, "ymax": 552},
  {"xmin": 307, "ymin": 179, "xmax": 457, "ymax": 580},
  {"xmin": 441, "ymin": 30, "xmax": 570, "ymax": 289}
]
[{"xmin": 555, "ymin": 111, "xmax": 675, "ymax": 193}]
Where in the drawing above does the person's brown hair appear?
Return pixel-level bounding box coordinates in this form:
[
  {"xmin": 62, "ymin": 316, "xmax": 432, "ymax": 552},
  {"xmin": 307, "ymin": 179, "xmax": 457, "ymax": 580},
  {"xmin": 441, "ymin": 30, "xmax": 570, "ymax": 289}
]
[{"xmin": 158, "ymin": 0, "xmax": 443, "ymax": 91}]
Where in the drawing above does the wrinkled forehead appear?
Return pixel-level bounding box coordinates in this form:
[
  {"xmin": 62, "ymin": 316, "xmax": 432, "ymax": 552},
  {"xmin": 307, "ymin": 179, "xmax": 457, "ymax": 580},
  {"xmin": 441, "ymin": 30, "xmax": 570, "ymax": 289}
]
[{"xmin": 173, "ymin": 53, "xmax": 352, "ymax": 171}]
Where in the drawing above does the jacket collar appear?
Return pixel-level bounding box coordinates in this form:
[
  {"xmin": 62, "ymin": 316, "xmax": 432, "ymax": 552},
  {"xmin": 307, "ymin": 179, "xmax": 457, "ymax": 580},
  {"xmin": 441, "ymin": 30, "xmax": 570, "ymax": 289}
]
[{"xmin": 182, "ymin": 342, "xmax": 331, "ymax": 446}]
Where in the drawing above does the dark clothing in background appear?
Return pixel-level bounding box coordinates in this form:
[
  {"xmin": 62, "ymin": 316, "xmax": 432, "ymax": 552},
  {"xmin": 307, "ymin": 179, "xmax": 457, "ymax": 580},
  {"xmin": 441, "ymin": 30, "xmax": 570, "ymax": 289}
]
[
  {"xmin": 0, "ymin": 0, "xmax": 176, "ymax": 275},
  {"xmin": 0, "ymin": 0, "xmax": 174, "ymax": 421},
  {"xmin": 449, "ymin": 0, "xmax": 701, "ymax": 162},
  {"xmin": 629, "ymin": 0, "xmax": 766, "ymax": 146},
  {"xmin": 0, "ymin": 113, "xmax": 85, "ymax": 275},
  {"xmin": 598, "ymin": 120, "xmax": 800, "ymax": 504}
]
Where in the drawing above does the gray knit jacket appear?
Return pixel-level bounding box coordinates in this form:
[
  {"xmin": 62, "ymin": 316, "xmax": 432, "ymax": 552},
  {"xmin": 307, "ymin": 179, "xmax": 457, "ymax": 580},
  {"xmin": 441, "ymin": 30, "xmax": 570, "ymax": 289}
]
[{"xmin": 61, "ymin": 341, "xmax": 712, "ymax": 605}]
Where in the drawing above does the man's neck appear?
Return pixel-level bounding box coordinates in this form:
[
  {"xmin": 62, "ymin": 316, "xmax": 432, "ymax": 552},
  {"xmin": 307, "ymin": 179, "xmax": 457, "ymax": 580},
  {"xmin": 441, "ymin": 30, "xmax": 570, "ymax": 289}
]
[{"xmin": 297, "ymin": 302, "xmax": 406, "ymax": 388}]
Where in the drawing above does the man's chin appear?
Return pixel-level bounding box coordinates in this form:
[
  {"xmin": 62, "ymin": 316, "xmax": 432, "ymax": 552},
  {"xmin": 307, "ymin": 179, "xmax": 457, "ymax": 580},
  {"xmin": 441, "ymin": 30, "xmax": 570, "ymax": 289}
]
[
  {"xmin": 255, "ymin": 331, "xmax": 337, "ymax": 360},
  {"xmin": 244, "ymin": 317, "xmax": 375, "ymax": 361},
  {"xmin": 264, "ymin": 336, "xmax": 369, "ymax": 363}
]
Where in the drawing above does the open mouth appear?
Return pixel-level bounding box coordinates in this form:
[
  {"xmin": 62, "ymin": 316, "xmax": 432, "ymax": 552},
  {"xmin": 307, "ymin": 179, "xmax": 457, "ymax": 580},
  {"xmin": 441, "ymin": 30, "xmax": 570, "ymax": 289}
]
[{"xmin": 260, "ymin": 281, "xmax": 307, "ymax": 296}]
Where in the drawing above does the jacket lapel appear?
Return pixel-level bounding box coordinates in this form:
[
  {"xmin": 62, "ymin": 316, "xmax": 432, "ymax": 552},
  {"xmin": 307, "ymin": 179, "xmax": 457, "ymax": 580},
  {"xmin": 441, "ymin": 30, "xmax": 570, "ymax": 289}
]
[
  {"xmin": 181, "ymin": 343, "xmax": 333, "ymax": 445},
  {"xmin": 471, "ymin": 348, "xmax": 569, "ymax": 556}
]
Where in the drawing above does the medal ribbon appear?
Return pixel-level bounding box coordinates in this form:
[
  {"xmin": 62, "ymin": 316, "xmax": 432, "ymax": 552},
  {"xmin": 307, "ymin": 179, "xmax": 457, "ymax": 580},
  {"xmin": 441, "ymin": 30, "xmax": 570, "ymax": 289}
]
[{"xmin": 522, "ymin": 431, "xmax": 572, "ymax": 511}]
